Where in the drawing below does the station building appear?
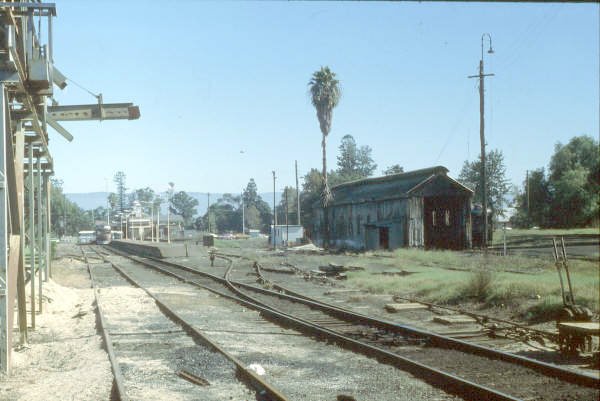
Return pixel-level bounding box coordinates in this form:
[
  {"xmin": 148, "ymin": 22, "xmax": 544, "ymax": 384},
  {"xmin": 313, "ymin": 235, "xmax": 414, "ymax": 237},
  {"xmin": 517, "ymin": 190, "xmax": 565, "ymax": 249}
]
[{"xmin": 311, "ymin": 166, "xmax": 473, "ymax": 251}]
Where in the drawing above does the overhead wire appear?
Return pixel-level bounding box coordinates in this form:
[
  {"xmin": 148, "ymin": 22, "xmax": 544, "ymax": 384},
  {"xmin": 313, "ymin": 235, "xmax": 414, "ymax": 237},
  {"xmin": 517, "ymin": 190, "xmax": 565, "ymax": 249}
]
[{"xmin": 433, "ymin": 81, "xmax": 476, "ymax": 164}]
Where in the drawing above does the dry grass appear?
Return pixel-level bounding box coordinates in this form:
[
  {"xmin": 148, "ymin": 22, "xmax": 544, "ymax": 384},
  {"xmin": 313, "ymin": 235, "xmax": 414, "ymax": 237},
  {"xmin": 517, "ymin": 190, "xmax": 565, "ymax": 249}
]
[
  {"xmin": 217, "ymin": 239, "xmax": 599, "ymax": 323},
  {"xmin": 346, "ymin": 249, "xmax": 599, "ymax": 322}
]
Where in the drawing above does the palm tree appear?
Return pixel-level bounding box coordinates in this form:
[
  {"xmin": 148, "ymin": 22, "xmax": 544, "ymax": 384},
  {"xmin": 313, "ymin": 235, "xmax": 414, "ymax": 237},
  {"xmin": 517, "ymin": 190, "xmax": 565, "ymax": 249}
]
[{"xmin": 308, "ymin": 66, "xmax": 341, "ymax": 248}]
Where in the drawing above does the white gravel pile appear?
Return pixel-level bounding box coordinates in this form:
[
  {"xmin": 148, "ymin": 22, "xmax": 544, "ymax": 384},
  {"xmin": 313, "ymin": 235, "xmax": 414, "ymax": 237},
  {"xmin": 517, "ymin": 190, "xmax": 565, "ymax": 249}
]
[{"xmin": 0, "ymin": 261, "xmax": 112, "ymax": 401}]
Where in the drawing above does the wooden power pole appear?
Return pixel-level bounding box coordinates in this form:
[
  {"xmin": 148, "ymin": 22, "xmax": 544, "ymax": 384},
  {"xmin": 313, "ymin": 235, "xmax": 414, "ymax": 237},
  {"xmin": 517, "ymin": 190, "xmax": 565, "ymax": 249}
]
[{"xmin": 469, "ymin": 33, "xmax": 494, "ymax": 249}]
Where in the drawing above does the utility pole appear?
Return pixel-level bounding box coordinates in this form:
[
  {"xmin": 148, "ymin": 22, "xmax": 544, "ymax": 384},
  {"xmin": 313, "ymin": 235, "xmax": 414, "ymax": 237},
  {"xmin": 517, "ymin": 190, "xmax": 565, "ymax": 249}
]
[
  {"xmin": 526, "ymin": 170, "xmax": 530, "ymax": 214},
  {"xmin": 167, "ymin": 183, "xmax": 174, "ymax": 243},
  {"xmin": 469, "ymin": 33, "xmax": 494, "ymax": 249},
  {"xmin": 295, "ymin": 160, "xmax": 301, "ymax": 226},
  {"xmin": 272, "ymin": 171, "xmax": 276, "ymax": 249},
  {"xmin": 105, "ymin": 178, "xmax": 110, "ymax": 226},
  {"xmin": 285, "ymin": 187, "xmax": 289, "ymax": 247},
  {"xmin": 241, "ymin": 189, "xmax": 245, "ymax": 235},
  {"xmin": 207, "ymin": 193, "xmax": 211, "ymax": 233}
]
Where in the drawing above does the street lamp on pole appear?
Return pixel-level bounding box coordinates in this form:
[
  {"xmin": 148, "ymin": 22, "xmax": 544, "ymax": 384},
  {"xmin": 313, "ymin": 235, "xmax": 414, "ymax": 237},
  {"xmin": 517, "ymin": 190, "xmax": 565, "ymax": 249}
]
[{"xmin": 469, "ymin": 33, "xmax": 494, "ymax": 249}]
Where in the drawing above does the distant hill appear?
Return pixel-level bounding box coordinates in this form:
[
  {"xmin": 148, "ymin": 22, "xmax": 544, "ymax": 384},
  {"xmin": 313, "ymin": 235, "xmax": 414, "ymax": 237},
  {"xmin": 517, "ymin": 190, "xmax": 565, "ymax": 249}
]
[{"xmin": 65, "ymin": 191, "xmax": 283, "ymax": 216}]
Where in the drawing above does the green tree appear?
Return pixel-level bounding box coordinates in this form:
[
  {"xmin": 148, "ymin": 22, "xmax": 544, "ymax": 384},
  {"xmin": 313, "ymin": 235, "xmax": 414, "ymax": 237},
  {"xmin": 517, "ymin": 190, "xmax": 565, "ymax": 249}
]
[
  {"xmin": 458, "ymin": 149, "xmax": 511, "ymax": 219},
  {"xmin": 49, "ymin": 178, "xmax": 90, "ymax": 237},
  {"xmin": 113, "ymin": 171, "xmax": 128, "ymax": 213},
  {"xmin": 91, "ymin": 206, "xmax": 108, "ymax": 224},
  {"xmin": 244, "ymin": 204, "xmax": 261, "ymax": 230},
  {"xmin": 276, "ymin": 186, "xmax": 298, "ymax": 225},
  {"xmin": 242, "ymin": 179, "xmax": 259, "ymax": 206},
  {"xmin": 170, "ymin": 191, "xmax": 198, "ymax": 228},
  {"xmin": 547, "ymin": 135, "xmax": 599, "ymax": 227},
  {"xmin": 108, "ymin": 192, "xmax": 118, "ymax": 210},
  {"xmin": 512, "ymin": 168, "xmax": 551, "ymax": 228},
  {"xmin": 300, "ymin": 168, "xmax": 323, "ymax": 239},
  {"xmin": 242, "ymin": 178, "xmax": 272, "ymax": 232},
  {"xmin": 550, "ymin": 167, "xmax": 598, "ymax": 227},
  {"xmin": 336, "ymin": 134, "xmax": 377, "ymax": 181},
  {"xmin": 549, "ymin": 135, "xmax": 599, "ymax": 185},
  {"xmin": 309, "ymin": 66, "xmax": 341, "ymax": 247},
  {"xmin": 383, "ymin": 164, "xmax": 404, "ymax": 175}
]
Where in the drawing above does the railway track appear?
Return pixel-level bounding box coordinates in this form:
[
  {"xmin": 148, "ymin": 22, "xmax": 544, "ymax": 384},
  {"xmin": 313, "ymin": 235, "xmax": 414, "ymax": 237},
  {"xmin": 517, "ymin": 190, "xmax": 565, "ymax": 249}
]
[
  {"xmin": 255, "ymin": 260, "xmax": 561, "ymax": 349},
  {"xmin": 104, "ymin": 245, "xmax": 599, "ymax": 401},
  {"xmin": 83, "ymin": 246, "xmax": 289, "ymax": 401}
]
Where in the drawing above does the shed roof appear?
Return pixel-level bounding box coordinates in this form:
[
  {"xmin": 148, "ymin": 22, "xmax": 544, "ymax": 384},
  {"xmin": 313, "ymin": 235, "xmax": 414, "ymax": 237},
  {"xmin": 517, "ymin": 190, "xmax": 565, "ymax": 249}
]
[{"xmin": 325, "ymin": 166, "xmax": 473, "ymax": 206}]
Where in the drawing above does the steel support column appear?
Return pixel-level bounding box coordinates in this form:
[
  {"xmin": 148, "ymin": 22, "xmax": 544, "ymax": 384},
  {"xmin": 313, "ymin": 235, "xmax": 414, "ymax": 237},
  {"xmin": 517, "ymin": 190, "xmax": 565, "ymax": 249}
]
[
  {"xmin": 27, "ymin": 143, "xmax": 35, "ymax": 329},
  {"xmin": 43, "ymin": 173, "xmax": 50, "ymax": 281},
  {"xmin": 0, "ymin": 83, "xmax": 9, "ymax": 373},
  {"xmin": 36, "ymin": 156, "xmax": 43, "ymax": 311},
  {"xmin": 15, "ymin": 122, "xmax": 27, "ymax": 344}
]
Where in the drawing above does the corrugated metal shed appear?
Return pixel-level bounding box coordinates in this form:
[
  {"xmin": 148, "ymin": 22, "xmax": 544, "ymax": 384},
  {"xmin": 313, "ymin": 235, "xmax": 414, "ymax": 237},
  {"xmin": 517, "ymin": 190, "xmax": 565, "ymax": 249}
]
[{"xmin": 311, "ymin": 166, "xmax": 473, "ymax": 251}]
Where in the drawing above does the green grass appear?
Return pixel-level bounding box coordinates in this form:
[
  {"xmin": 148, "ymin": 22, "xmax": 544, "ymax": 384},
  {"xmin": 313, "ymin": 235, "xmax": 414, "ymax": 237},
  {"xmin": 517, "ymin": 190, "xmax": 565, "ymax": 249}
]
[
  {"xmin": 345, "ymin": 248, "xmax": 599, "ymax": 322},
  {"xmin": 213, "ymin": 239, "xmax": 598, "ymax": 323},
  {"xmin": 491, "ymin": 227, "xmax": 599, "ymax": 247}
]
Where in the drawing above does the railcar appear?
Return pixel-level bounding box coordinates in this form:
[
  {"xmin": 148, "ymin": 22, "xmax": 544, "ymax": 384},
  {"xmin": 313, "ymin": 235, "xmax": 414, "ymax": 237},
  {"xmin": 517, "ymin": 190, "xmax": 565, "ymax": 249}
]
[
  {"xmin": 77, "ymin": 230, "xmax": 96, "ymax": 245},
  {"xmin": 95, "ymin": 224, "xmax": 112, "ymax": 245}
]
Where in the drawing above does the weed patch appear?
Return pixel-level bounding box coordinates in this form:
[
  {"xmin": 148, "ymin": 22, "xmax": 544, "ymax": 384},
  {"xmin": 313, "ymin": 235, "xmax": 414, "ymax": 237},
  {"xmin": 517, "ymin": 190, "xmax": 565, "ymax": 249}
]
[{"xmin": 464, "ymin": 269, "xmax": 495, "ymax": 302}]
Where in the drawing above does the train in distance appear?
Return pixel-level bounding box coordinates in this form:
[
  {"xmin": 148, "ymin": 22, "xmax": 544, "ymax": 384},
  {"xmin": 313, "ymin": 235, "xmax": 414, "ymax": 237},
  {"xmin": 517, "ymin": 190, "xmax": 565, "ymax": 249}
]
[{"xmin": 95, "ymin": 224, "xmax": 112, "ymax": 245}]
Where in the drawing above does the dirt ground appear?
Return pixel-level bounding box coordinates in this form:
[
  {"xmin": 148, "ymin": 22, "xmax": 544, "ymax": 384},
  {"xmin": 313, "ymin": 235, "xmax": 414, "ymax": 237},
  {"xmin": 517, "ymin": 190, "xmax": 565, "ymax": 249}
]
[
  {"xmin": 0, "ymin": 244, "xmax": 112, "ymax": 401},
  {"xmin": 0, "ymin": 242, "xmax": 596, "ymax": 400}
]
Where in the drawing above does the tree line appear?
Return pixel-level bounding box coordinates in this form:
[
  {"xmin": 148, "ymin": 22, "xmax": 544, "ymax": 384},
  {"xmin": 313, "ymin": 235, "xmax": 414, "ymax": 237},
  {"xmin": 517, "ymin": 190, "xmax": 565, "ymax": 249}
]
[
  {"xmin": 511, "ymin": 135, "xmax": 598, "ymax": 228},
  {"xmin": 50, "ymin": 66, "xmax": 597, "ymax": 238}
]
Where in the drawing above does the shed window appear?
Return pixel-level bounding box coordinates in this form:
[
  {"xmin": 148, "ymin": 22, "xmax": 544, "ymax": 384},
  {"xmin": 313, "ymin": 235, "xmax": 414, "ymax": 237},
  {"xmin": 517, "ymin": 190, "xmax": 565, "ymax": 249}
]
[
  {"xmin": 445, "ymin": 210, "xmax": 451, "ymax": 226},
  {"xmin": 432, "ymin": 211, "xmax": 436, "ymax": 226}
]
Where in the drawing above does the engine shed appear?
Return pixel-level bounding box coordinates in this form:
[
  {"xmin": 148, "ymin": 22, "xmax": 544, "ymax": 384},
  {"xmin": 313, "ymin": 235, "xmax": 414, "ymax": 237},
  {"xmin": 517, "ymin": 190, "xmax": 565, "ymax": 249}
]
[{"xmin": 312, "ymin": 166, "xmax": 473, "ymax": 251}]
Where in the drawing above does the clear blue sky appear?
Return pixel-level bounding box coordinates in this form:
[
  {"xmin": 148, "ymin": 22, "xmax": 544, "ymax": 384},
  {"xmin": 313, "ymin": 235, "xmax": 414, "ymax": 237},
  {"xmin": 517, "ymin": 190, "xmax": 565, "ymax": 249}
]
[{"xmin": 48, "ymin": 1, "xmax": 599, "ymax": 197}]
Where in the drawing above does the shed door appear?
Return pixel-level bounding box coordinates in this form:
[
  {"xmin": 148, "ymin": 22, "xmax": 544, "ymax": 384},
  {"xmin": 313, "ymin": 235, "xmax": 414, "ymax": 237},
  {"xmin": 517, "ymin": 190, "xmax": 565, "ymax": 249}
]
[
  {"xmin": 424, "ymin": 196, "xmax": 463, "ymax": 249},
  {"xmin": 379, "ymin": 227, "xmax": 389, "ymax": 250}
]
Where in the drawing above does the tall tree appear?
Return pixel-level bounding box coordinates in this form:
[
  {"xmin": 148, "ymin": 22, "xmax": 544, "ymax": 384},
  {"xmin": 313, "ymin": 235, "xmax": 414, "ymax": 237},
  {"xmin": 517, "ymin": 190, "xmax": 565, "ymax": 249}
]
[
  {"xmin": 309, "ymin": 66, "xmax": 341, "ymax": 248},
  {"xmin": 170, "ymin": 191, "xmax": 198, "ymax": 227},
  {"xmin": 300, "ymin": 168, "xmax": 324, "ymax": 239},
  {"xmin": 383, "ymin": 164, "xmax": 404, "ymax": 175},
  {"xmin": 243, "ymin": 179, "xmax": 259, "ymax": 206},
  {"xmin": 242, "ymin": 178, "xmax": 272, "ymax": 232},
  {"xmin": 276, "ymin": 186, "xmax": 298, "ymax": 225},
  {"xmin": 336, "ymin": 134, "xmax": 377, "ymax": 181},
  {"xmin": 458, "ymin": 149, "xmax": 511, "ymax": 219},
  {"xmin": 113, "ymin": 171, "xmax": 128, "ymax": 213},
  {"xmin": 49, "ymin": 178, "xmax": 90, "ymax": 237},
  {"xmin": 512, "ymin": 168, "xmax": 551, "ymax": 228},
  {"xmin": 547, "ymin": 135, "xmax": 599, "ymax": 227}
]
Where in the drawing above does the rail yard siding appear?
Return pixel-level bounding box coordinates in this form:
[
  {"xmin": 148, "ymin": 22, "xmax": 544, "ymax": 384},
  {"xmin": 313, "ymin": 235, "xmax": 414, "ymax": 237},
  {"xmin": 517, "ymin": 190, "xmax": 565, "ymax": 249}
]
[{"xmin": 311, "ymin": 166, "xmax": 473, "ymax": 251}]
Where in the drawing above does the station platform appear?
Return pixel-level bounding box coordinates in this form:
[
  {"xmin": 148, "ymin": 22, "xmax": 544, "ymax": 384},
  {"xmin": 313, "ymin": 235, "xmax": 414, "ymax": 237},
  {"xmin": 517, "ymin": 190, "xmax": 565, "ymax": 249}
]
[{"xmin": 110, "ymin": 240, "xmax": 204, "ymax": 258}]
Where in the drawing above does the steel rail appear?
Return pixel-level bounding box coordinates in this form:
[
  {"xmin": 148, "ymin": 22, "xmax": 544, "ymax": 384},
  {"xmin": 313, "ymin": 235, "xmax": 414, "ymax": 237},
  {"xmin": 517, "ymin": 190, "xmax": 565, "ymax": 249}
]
[
  {"xmin": 246, "ymin": 259, "xmax": 600, "ymax": 389},
  {"xmin": 107, "ymin": 246, "xmax": 600, "ymax": 393},
  {"xmin": 92, "ymin": 247, "xmax": 290, "ymax": 401},
  {"xmin": 229, "ymin": 252, "xmax": 600, "ymax": 389},
  {"xmin": 391, "ymin": 295, "xmax": 560, "ymax": 342},
  {"xmin": 105, "ymin": 247, "xmax": 524, "ymax": 401},
  {"xmin": 81, "ymin": 248, "xmax": 129, "ymax": 401}
]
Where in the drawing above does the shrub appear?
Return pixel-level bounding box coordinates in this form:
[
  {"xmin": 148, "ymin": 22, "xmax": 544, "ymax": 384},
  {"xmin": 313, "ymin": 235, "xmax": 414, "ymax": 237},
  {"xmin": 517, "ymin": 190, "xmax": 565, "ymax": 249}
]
[{"xmin": 465, "ymin": 268, "xmax": 495, "ymax": 301}]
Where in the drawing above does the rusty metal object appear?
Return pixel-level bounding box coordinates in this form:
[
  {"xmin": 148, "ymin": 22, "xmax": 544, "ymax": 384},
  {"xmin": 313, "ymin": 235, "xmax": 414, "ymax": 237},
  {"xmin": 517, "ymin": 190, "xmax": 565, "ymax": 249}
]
[{"xmin": 177, "ymin": 369, "xmax": 210, "ymax": 386}]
